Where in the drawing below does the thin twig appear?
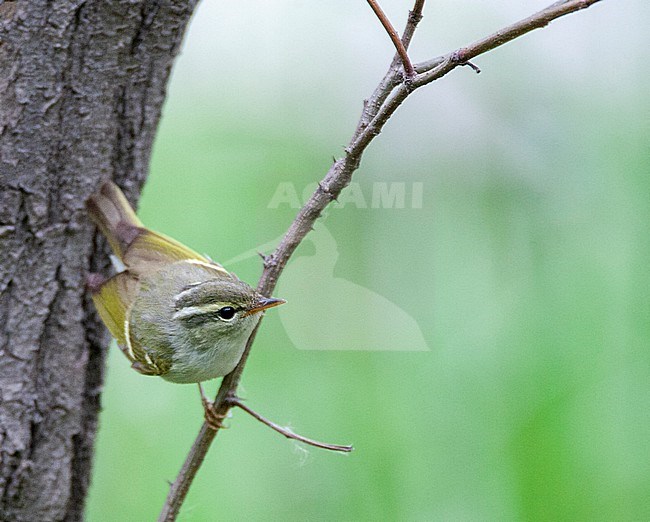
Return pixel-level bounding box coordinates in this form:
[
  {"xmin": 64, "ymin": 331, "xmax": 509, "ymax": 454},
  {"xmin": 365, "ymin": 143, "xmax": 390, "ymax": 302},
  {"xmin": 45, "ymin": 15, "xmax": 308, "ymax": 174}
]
[
  {"xmin": 158, "ymin": 1, "xmax": 605, "ymax": 520},
  {"xmin": 414, "ymin": 0, "xmax": 602, "ymax": 81},
  {"xmin": 366, "ymin": 0, "xmax": 416, "ymax": 78},
  {"xmin": 231, "ymin": 398, "xmax": 353, "ymax": 453},
  {"xmin": 353, "ymin": 0, "xmax": 425, "ymax": 143}
]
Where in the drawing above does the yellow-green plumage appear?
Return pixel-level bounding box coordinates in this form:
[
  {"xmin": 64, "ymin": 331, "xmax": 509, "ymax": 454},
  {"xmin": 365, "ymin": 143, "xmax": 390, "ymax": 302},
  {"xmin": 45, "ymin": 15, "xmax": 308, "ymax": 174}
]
[{"xmin": 87, "ymin": 181, "xmax": 284, "ymax": 384}]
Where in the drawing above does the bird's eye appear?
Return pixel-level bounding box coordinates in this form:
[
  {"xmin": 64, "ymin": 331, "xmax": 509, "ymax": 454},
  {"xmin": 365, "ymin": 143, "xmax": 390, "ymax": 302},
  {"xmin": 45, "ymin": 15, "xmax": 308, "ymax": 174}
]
[{"xmin": 216, "ymin": 306, "xmax": 236, "ymax": 321}]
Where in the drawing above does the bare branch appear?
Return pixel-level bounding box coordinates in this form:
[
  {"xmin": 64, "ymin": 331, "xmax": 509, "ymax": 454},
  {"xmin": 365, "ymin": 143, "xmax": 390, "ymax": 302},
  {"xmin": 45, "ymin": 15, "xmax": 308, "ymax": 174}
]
[
  {"xmin": 159, "ymin": 1, "xmax": 605, "ymax": 520},
  {"xmin": 366, "ymin": 0, "xmax": 416, "ymax": 78},
  {"xmin": 414, "ymin": 0, "xmax": 602, "ymax": 80},
  {"xmin": 232, "ymin": 398, "xmax": 353, "ymax": 453}
]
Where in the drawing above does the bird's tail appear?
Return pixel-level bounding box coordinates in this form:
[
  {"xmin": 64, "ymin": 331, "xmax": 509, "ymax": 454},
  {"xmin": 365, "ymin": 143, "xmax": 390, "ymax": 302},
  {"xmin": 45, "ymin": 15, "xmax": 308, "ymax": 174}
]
[{"xmin": 86, "ymin": 181, "xmax": 143, "ymax": 260}]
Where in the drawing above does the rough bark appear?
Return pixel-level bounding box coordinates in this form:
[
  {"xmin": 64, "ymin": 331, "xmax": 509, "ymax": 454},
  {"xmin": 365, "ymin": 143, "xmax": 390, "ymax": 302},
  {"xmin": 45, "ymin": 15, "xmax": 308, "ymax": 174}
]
[{"xmin": 0, "ymin": 1, "xmax": 198, "ymax": 520}]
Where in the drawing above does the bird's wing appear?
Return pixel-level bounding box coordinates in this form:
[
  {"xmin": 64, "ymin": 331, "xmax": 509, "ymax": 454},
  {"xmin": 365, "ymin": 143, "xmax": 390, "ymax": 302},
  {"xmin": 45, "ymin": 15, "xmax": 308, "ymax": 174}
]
[
  {"xmin": 122, "ymin": 328, "xmax": 172, "ymax": 377},
  {"xmin": 122, "ymin": 228, "xmax": 227, "ymax": 277},
  {"xmin": 89, "ymin": 270, "xmax": 172, "ymax": 376},
  {"xmin": 89, "ymin": 270, "xmax": 138, "ymax": 346}
]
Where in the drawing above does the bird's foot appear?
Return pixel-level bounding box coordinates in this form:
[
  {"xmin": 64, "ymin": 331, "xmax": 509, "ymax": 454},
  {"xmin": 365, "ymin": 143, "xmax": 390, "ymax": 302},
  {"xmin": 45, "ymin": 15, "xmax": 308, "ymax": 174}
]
[{"xmin": 198, "ymin": 383, "xmax": 229, "ymax": 431}]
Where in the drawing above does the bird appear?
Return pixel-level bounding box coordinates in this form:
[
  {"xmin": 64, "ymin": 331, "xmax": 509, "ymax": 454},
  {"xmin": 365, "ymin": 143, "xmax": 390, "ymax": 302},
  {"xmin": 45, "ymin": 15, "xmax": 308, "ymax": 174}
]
[{"xmin": 86, "ymin": 181, "xmax": 284, "ymax": 427}]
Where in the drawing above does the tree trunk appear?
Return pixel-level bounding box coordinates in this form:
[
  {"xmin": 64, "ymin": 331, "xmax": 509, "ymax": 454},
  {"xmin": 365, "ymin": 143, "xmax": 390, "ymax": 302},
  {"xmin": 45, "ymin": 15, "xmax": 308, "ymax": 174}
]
[{"xmin": 0, "ymin": 1, "xmax": 198, "ymax": 519}]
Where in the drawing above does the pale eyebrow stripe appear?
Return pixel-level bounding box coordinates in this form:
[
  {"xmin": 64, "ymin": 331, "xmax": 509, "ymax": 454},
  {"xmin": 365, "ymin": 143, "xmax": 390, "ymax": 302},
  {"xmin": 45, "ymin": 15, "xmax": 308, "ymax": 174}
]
[{"xmin": 172, "ymin": 303, "xmax": 225, "ymax": 321}]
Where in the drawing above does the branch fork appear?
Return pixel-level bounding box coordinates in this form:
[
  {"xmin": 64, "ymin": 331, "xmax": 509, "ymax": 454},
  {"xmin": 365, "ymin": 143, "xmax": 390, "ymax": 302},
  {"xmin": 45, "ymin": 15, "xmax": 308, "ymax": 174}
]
[
  {"xmin": 199, "ymin": 387, "xmax": 352, "ymax": 452},
  {"xmin": 231, "ymin": 398, "xmax": 353, "ymax": 453},
  {"xmin": 366, "ymin": 0, "xmax": 417, "ymax": 79}
]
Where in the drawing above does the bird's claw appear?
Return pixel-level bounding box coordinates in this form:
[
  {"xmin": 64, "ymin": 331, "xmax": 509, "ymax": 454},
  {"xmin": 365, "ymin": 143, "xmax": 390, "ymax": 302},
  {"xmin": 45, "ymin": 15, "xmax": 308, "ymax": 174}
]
[{"xmin": 198, "ymin": 383, "xmax": 229, "ymax": 431}]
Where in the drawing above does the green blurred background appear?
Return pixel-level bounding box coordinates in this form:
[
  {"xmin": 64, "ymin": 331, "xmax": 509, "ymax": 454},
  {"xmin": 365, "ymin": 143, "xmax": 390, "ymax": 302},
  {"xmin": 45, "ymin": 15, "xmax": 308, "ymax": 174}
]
[{"xmin": 87, "ymin": 1, "xmax": 650, "ymax": 520}]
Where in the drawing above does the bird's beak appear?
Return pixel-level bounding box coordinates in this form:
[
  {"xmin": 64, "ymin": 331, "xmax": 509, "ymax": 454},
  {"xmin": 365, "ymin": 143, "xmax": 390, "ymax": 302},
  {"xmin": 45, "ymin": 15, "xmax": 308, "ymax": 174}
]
[{"xmin": 243, "ymin": 296, "xmax": 286, "ymax": 317}]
